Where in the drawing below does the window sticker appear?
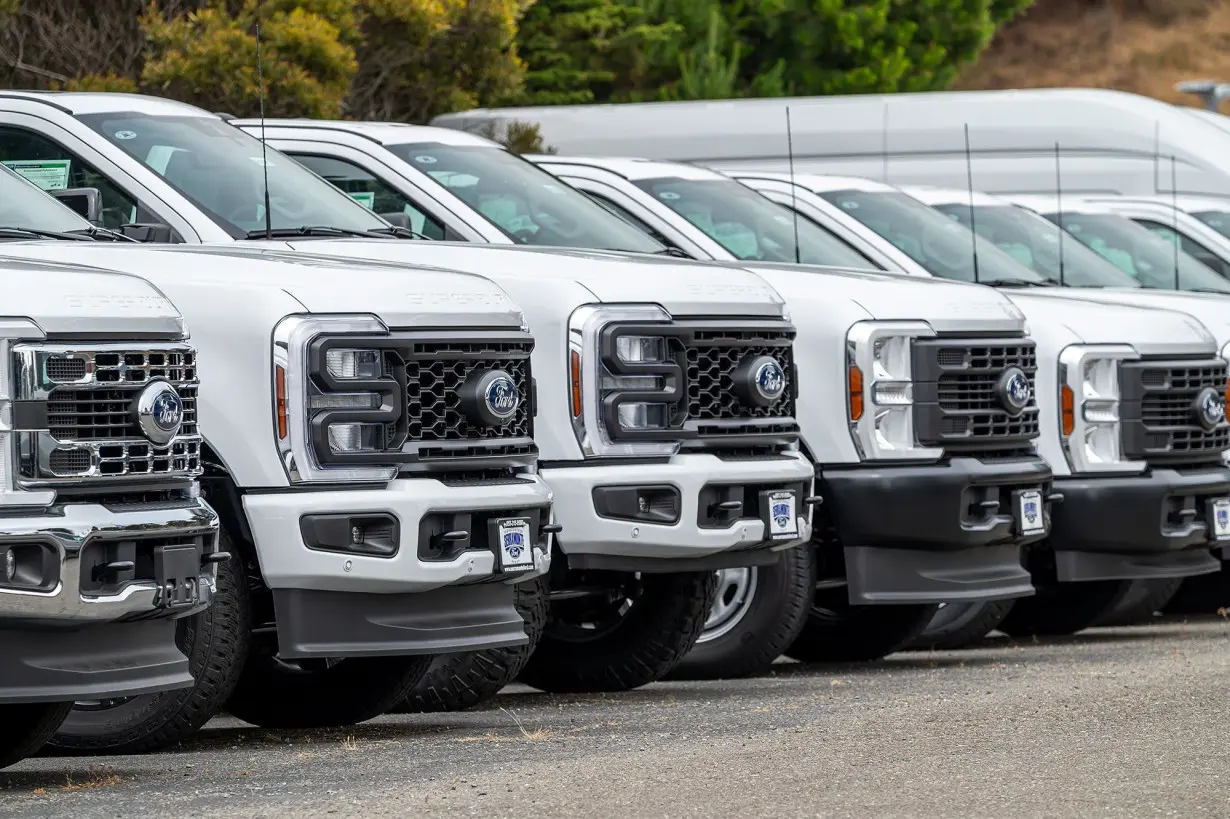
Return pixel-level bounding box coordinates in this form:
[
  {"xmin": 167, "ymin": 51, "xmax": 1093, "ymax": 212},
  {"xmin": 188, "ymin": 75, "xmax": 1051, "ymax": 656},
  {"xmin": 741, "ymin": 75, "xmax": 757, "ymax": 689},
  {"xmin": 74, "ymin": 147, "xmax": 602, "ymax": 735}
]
[
  {"xmin": 3, "ymin": 159, "xmax": 71, "ymax": 191},
  {"xmin": 350, "ymin": 191, "xmax": 375, "ymax": 210},
  {"xmin": 115, "ymin": 130, "xmax": 138, "ymax": 140}
]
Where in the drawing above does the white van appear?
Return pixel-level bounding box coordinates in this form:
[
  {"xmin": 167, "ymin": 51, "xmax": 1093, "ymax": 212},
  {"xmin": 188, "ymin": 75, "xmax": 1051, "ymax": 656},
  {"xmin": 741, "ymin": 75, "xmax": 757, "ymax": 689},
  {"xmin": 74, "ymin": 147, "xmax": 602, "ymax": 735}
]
[{"xmin": 430, "ymin": 88, "xmax": 1230, "ymax": 199}]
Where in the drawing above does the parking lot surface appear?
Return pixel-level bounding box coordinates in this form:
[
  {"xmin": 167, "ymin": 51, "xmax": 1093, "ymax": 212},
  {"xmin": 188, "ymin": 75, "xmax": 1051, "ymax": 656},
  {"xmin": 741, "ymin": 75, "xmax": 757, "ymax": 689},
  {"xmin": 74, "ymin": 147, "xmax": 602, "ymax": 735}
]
[{"xmin": 2, "ymin": 617, "xmax": 1228, "ymax": 819}]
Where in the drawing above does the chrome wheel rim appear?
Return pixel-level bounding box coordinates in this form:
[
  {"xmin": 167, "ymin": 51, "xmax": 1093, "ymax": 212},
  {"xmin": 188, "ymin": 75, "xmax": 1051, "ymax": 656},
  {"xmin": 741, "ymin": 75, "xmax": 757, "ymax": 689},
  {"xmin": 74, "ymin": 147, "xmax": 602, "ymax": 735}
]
[{"xmin": 697, "ymin": 568, "xmax": 758, "ymax": 644}]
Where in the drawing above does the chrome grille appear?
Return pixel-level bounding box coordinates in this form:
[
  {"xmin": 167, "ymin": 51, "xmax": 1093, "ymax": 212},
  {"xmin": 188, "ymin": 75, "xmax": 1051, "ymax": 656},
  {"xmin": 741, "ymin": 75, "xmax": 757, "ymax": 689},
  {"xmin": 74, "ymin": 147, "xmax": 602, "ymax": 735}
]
[
  {"xmin": 13, "ymin": 343, "xmax": 202, "ymax": 486},
  {"xmin": 1122, "ymin": 358, "xmax": 1230, "ymax": 464},
  {"xmin": 914, "ymin": 338, "xmax": 1041, "ymax": 452}
]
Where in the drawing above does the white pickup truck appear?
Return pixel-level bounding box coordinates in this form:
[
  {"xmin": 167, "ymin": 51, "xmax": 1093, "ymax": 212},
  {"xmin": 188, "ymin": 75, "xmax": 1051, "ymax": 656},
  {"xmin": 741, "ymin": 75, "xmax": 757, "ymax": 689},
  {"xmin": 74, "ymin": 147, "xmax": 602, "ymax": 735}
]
[
  {"xmin": 245, "ymin": 134, "xmax": 1066, "ymax": 672},
  {"xmin": 0, "ymin": 92, "xmax": 815, "ymax": 700},
  {"xmin": 0, "ymin": 260, "xmax": 220, "ymax": 768},
  {"xmin": 0, "ymin": 167, "xmax": 559, "ymax": 755}
]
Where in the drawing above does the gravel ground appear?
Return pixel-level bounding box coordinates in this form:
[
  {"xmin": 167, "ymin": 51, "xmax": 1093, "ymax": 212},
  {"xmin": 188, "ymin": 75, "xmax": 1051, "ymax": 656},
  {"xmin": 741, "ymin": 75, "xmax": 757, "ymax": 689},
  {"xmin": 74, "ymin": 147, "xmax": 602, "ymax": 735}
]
[{"xmin": 2, "ymin": 617, "xmax": 1228, "ymax": 818}]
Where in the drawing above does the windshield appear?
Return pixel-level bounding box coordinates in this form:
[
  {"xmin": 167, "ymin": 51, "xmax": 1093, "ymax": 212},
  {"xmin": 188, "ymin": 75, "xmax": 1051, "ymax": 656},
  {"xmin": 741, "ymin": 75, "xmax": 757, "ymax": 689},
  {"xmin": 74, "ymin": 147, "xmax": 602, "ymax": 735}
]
[
  {"xmin": 816, "ymin": 189, "xmax": 1046, "ymax": 284},
  {"xmin": 77, "ymin": 113, "xmax": 390, "ymax": 239},
  {"xmin": 0, "ymin": 164, "xmax": 95, "ymax": 233},
  {"xmin": 931, "ymin": 202, "xmax": 1139, "ymax": 288},
  {"xmin": 630, "ymin": 177, "xmax": 880, "ymax": 267},
  {"xmin": 386, "ymin": 143, "xmax": 664, "ymax": 253},
  {"xmin": 1042, "ymin": 212, "xmax": 1230, "ymax": 293}
]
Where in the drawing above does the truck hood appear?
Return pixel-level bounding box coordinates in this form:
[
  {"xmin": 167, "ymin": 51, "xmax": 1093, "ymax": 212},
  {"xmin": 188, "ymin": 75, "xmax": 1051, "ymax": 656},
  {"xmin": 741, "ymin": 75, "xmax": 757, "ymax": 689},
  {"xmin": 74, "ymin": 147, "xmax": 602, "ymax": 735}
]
[
  {"xmin": 1005, "ymin": 289, "xmax": 1218, "ymax": 357},
  {"xmin": 280, "ymin": 240, "xmax": 787, "ymax": 319},
  {"xmin": 731, "ymin": 262, "xmax": 1027, "ymax": 334},
  {"xmin": 0, "ymin": 256, "xmax": 183, "ymax": 337},
  {"xmin": 0, "ymin": 244, "xmax": 524, "ymax": 330},
  {"xmin": 1019, "ymin": 287, "xmax": 1230, "ymax": 349}
]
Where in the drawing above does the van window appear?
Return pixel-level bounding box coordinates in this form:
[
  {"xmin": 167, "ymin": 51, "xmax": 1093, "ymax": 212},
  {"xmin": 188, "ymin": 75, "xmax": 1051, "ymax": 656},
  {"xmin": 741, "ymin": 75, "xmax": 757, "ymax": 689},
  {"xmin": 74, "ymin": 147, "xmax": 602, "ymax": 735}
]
[
  {"xmin": 76, "ymin": 112, "xmax": 389, "ymax": 239},
  {"xmin": 817, "ymin": 189, "xmax": 1045, "ymax": 284},
  {"xmin": 631, "ymin": 177, "xmax": 879, "ymax": 268},
  {"xmin": 931, "ymin": 203, "xmax": 1138, "ymax": 288},
  {"xmin": 1135, "ymin": 220, "xmax": 1230, "ymax": 280},
  {"xmin": 289, "ymin": 153, "xmax": 447, "ymax": 239},
  {"xmin": 1046, "ymin": 213, "xmax": 1230, "ymax": 293},
  {"xmin": 384, "ymin": 143, "xmax": 664, "ymax": 253},
  {"xmin": 1190, "ymin": 209, "xmax": 1230, "ymax": 240}
]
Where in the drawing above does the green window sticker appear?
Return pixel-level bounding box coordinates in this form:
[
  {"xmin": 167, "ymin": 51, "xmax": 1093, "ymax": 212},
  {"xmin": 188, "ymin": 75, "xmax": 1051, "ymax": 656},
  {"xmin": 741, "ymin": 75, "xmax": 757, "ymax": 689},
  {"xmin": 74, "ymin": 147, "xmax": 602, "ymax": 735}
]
[
  {"xmin": 3, "ymin": 159, "xmax": 70, "ymax": 191},
  {"xmin": 349, "ymin": 191, "xmax": 375, "ymax": 210}
]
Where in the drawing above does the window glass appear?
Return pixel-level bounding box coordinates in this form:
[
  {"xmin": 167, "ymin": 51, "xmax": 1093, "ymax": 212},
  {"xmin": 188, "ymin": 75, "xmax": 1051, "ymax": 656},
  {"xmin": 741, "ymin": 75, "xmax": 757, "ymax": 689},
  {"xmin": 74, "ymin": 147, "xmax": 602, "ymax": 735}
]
[
  {"xmin": 1046, "ymin": 213, "xmax": 1230, "ymax": 292},
  {"xmin": 385, "ymin": 143, "xmax": 664, "ymax": 253},
  {"xmin": 1135, "ymin": 220, "xmax": 1230, "ymax": 280},
  {"xmin": 817, "ymin": 189, "xmax": 1045, "ymax": 284},
  {"xmin": 1190, "ymin": 209, "xmax": 1230, "ymax": 239},
  {"xmin": 584, "ymin": 190, "xmax": 678, "ymax": 248},
  {"xmin": 631, "ymin": 177, "xmax": 879, "ymax": 268},
  {"xmin": 932, "ymin": 202, "xmax": 1138, "ymax": 288},
  {"xmin": 291, "ymin": 153, "xmax": 446, "ymax": 239},
  {"xmin": 77, "ymin": 112, "xmax": 388, "ymax": 238},
  {"xmin": 0, "ymin": 125, "xmax": 139, "ymax": 230}
]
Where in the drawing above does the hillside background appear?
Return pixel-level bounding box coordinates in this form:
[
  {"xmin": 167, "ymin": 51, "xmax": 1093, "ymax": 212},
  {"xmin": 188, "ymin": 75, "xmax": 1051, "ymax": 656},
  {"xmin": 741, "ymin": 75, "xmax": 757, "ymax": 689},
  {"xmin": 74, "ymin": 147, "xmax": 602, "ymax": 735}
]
[{"xmin": 957, "ymin": 0, "xmax": 1230, "ymax": 108}]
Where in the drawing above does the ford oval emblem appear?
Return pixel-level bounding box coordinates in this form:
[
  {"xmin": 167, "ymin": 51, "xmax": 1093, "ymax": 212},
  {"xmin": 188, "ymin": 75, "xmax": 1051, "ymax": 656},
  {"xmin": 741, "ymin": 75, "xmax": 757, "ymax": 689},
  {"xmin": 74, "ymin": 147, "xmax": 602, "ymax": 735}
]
[
  {"xmin": 753, "ymin": 359, "xmax": 787, "ymax": 403},
  {"xmin": 461, "ymin": 369, "xmax": 522, "ymax": 427},
  {"xmin": 136, "ymin": 381, "xmax": 184, "ymax": 447},
  {"xmin": 485, "ymin": 374, "xmax": 520, "ymax": 420},
  {"xmin": 1194, "ymin": 386, "xmax": 1226, "ymax": 430},
  {"xmin": 996, "ymin": 367, "xmax": 1032, "ymax": 416}
]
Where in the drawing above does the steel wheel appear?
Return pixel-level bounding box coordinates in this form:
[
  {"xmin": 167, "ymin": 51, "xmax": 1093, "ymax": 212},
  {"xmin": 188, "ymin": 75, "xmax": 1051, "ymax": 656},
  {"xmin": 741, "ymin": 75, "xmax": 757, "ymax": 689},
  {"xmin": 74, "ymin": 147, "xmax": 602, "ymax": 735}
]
[{"xmin": 697, "ymin": 568, "xmax": 759, "ymax": 644}]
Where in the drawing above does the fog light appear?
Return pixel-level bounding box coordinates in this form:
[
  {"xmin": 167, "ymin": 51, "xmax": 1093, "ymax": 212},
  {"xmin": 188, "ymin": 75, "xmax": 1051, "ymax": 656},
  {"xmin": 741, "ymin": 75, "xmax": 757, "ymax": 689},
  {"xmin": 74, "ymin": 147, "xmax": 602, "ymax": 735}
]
[
  {"xmin": 617, "ymin": 402, "xmax": 668, "ymax": 430},
  {"xmin": 328, "ymin": 423, "xmax": 384, "ymax": 453}
]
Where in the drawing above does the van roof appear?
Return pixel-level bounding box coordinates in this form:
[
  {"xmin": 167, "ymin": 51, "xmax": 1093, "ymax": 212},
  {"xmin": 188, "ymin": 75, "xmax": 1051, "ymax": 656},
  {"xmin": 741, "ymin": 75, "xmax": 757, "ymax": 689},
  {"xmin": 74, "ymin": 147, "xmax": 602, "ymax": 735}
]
[
  {"xmin": 231, "ymin": 119, "xmax": 499, "ymax": 148},
  {"xmin": 728, "ymin": 171, "xmax": 895, "ymax": 194},
  {"xmin": 528, "ymin": 154, "xmax": 728, "ymax": 181}
]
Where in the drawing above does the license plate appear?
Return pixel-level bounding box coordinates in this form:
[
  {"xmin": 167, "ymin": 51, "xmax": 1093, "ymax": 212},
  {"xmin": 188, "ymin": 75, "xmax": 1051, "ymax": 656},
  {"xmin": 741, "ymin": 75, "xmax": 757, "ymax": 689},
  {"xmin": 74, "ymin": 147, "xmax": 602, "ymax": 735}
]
[
  {"xmin": 153, "ymin": 543, "xmax": 200, "ymax": 610},
  {"xmin": 495, "ymin": 517, "xmax": 534, "ymax": 572},
  {"xmin": 761, "ymin": 489, "xmax": 799, "ymax": 541},
  {"xmin": 1017, "ymin": 489, "xmax": 1046, "ymax": 536},
  {"xmin": 1211, "ymin": 499, "xmax": 1230, "ymax": 541}
]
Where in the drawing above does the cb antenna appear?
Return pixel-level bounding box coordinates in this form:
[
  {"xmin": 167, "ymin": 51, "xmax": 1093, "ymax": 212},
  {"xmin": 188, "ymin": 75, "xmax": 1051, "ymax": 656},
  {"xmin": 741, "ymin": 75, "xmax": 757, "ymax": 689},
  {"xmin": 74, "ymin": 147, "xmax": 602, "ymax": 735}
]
[
  {"xmin": 255, "ymin": 9, "xmax": 273, "ymax": 241},
  {"xmin": 785, "ymin": 106, "xmax": 801, "ymax": 265},
  {"xmin": 1054, "ymin": 142, "xmax": 1065, "ymax": 286},
  {"xmin": 1171, "ymin": 154, "xmax": 1181, "ymax": 290},
  {"xmin": 964, "ymin": 124, "xmax": 980, "ymax": 284}
]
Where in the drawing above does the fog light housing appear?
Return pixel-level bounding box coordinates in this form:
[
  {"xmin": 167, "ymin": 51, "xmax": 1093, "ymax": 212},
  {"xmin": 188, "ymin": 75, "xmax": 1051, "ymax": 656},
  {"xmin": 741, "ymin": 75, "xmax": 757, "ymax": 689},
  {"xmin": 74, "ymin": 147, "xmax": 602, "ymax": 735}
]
[{"xmin": 593, "ymin": 485, "xmax": 681, "ymax": 524}]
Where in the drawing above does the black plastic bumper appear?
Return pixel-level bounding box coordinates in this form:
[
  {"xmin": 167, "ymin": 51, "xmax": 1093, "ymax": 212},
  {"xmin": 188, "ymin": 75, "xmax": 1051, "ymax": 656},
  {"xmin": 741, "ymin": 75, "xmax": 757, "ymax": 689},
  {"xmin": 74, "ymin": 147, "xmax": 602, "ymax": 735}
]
[
  {"xmin": 273, "ymin": 582, "xmax": 528, "ymax": 660},
  {"xmin": 1046, "ymin": 464, "xmax": 1230, "ymax": 582},
  {"xmin": 821, "ymin": 455, "xmax": 1053, "ymax": 605},
  {"xmin": 0, "ymin": 619, "xmax": 191, "ymax": 705}
]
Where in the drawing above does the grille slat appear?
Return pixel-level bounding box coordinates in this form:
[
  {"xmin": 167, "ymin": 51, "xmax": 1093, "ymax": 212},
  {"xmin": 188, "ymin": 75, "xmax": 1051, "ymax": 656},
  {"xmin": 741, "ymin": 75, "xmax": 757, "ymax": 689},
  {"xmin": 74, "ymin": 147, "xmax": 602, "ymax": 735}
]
[
  {"xmin": 1122, "ymin": 359, "xmax": 1230, "ymax": 464},
  {"xmin": 683, "ymin": 328, "xmax": 796, "ymax": 424}
]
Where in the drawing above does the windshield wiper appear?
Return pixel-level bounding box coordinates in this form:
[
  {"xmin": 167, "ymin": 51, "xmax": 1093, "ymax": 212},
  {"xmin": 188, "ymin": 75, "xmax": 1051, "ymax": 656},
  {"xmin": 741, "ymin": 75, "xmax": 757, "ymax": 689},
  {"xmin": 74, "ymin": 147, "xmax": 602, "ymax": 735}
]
[
  {"xmin": 65, "ymin": 226, "xmax": 135, "ymax": 242},
  {"xmin": 0, "ymin": 226, "xmax": 93, "ymax": 241},
  {"xmin": 242, "ymin": 226, "xmax": 377, "ymax": 240},
  {"xmin": 652, "ymin": 247, "xmax": 694, "ymax": 259},
  {"xmin": 984, "ymin": 277, "xmax": 1060, "ymax": 288},
  {"xmin": 366, "ymin": 225, "xmax": 429, "ymax": 240}
]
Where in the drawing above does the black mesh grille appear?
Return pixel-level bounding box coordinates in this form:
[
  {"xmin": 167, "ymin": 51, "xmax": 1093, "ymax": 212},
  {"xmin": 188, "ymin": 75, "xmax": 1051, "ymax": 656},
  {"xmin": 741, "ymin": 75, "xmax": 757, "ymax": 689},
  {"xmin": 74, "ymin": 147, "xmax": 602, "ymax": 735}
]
[
  {"xmin": 914, "ymin": 339, "xmax": 1041, "ymax": 452},
  {"xmin": 45, "ymin": 358, "xmax": 87, "ymax": 382},
  {"xmin": 404, "ymin": 341, "xmax": 532, "ymax": 443},
  {"xmin": 684, "ymin": 328, "xmax": 795, "ymax": 422},
  {"xmin": 48, "ymin": 386, "xmax": 199, "ymax": 441},
  {"xmin": 1122, "ymin": 358, "xmax": 1230, "ymax": 464}
]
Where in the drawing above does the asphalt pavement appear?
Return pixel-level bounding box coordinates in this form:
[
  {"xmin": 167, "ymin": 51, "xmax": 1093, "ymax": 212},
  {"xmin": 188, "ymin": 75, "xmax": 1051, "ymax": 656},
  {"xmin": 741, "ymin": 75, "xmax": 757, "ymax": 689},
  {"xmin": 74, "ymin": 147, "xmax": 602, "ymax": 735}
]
[{"xmin": 2, "ymin": 616, "xmax": 1228, "ymax": 818}]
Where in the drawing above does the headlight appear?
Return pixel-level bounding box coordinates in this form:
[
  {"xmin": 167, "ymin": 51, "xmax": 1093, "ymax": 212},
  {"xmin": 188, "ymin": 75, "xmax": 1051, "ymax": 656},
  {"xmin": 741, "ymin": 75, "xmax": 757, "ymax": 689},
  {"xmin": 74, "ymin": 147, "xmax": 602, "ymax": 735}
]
[
  {"xmin": 273, "ymin": 314, "xmax": 399, "ymax": 483},
  {"xmin": 1057, "ymin": 343, "xmax": 1141, "ymax": 473},
  {"xmin": 568, "ymin": 304, "xmax": 681, "ymax": 457},
  {"xmin": 846, "ymin": 321, "xmax": 942, "ymax": 460}
]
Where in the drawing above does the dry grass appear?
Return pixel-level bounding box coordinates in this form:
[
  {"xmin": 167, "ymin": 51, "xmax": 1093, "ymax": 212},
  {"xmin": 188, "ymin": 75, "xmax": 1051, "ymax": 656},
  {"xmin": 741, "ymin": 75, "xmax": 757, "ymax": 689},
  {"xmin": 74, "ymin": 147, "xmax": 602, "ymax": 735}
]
[{"xmin": 958, "ymin": 0, "xmax": 1230, "ymax": 109}]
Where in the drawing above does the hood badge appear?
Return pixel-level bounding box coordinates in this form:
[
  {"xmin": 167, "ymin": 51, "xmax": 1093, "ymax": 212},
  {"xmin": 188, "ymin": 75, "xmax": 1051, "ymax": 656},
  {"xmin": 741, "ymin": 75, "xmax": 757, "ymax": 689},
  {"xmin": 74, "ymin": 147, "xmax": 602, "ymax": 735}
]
[
  {"xmin": 461, "ymin": 370, "xmax": 521, "ymax": 427},
  {"xmin": 996, "ymin": 367, "xmax": 1032, "ymax": 416},
  {"xmin": 1193, "ymin": 386, "xmax": 1226, "ymax": 431},
  {"xmin": 734, "ymin": 355, "xmax": 787, "ymax": 408},
  {"xmin": 136, "ymin": 381, "xmax": 184, "ymax": 447}
]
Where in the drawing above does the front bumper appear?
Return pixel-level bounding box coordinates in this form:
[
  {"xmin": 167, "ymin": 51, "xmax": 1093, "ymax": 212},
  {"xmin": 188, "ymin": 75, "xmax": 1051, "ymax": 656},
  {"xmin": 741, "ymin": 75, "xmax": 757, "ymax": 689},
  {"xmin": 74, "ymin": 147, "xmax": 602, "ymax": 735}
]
[
  {"xmin": 541, "ymin": 451, "xmax": 815, "ymax": 573},
  {"xmin": 821, "ymin": 455, "xmax": 1053, "ymax": 605},
  {"xmin": 242, "ymin": 474, "xmax": 554, "ymax": 660},
  {"xmin": 1046, "ymin": 464, "xmax": 1230, "ymax": 582}
]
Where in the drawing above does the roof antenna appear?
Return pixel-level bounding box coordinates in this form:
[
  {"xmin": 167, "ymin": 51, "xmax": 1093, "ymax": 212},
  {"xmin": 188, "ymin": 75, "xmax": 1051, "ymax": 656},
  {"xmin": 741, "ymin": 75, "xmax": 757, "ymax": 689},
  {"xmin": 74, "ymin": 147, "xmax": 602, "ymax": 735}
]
[
  {"xmin": 1171, "ymin": 153, "xmax": 1181, "ymax": 290},
  {"xmin": 255, "ymin": 8, "xmax": 273, "ymax": 241},
  {"xmin": 881, "ymin": 102, "xmax": 889, "ymax": 183},
  {"xmin": 1054, "ymin": 142, "xmax": 1065, "ymax": 287},
  {"xmin": 785, "ymin": 106, "xmax": 801, "ymax": 265},
  {"xmin": 963, "ymin": 124, "xmax": 980, "ymax": 284},
  {"xmin": 1153, "ymin": 120, "xmax": 1161, "ymax": 197}
]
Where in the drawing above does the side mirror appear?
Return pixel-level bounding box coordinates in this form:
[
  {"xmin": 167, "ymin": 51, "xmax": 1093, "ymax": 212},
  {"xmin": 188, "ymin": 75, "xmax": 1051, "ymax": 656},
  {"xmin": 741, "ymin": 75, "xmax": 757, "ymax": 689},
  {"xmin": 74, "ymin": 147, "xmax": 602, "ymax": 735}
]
[
  {"xmin": 51, "ymin": 187, "xmax": 103, "ymax": 225},
  {"xmin": 119, "ymin": 223, "xmax": 175, "ymax": 243},
  {"xmin": 379, "ymin": 211, "xmax": 412, "ymax": 229}
]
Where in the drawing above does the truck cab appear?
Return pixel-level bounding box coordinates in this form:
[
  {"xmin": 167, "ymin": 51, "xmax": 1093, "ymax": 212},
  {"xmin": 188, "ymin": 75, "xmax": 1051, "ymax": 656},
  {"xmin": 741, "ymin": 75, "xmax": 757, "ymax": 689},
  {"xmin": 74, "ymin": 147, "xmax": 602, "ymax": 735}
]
[{"xmin": 0, "ymin": 260, "xmax": 220, "ymax": 768}]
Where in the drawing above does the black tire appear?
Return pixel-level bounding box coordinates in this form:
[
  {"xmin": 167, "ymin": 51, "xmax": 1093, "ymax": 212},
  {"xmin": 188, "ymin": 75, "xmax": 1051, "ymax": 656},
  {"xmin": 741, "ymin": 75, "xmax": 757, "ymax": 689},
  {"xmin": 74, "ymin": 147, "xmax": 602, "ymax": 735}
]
[
  {"xmin": 998, "ymin": 579, "xmax": 1133, "ymax": 637},
  {"xmin": 396, "ymin": 576, "xmax": 549, "ymax": 713},
  {"xmin": 670, "ymin": 546, "xmax": 814, "ymax": 680},
  {"xmin": 1165, "ymin": 564, "xmax": 1230, "ymax": 614},
  {"xmin": 226, "ymin": 654, "xmax": 433, "ymax": 730},
  {"xmin": 908, "ymin": 599, "xmax": 1018, "ymax": 651},
  {"xmin": 519, "ymin": 570, "xmax": 718, "ymax": 693},
  {"xmin": 47, "ymin": 538, "xmax": 251, "ymax": 755},
  {"xmin": 1093, "ymin": 578, "xmax": 1184, "ymax": 627},
  {"xmin": 0, "ymin": 703, "xmax": 72, "ymax": 769},
  {"xmin": 785, "ymin": 585, "xmax": 939, "ymax": 663}
]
